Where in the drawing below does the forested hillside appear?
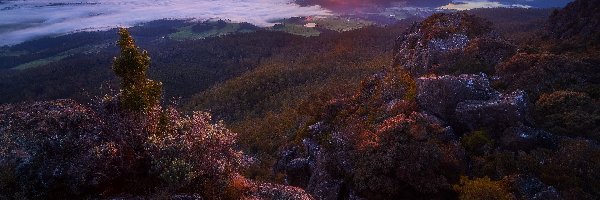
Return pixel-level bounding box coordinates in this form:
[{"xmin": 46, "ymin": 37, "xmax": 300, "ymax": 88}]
[{"xmin": 1, "ymin": 1, "xmax": 599, "ymax": 199}]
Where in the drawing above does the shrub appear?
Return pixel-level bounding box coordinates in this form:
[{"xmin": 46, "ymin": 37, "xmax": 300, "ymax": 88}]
[
  {"xmin": 350, "ymin": 112, "xmax": 465, "ymax": 199},
  {"xmin": 462, "ymin": 130, "xmax": 494, "ymax": 155},
  {"xmin": 0, "ymin": 30, "xmax": 245, "ymax": 199},
  {"xmin": 146, "ymin": 107, "xmax": 244, "ymax": 197},
  {"xmin": 453, "ymin": 176, "xmax": 515, "ymax": 200},
  {"xmin": 534, "ymin": 90, "xmax": 600, "ymax": 139},
  {"xmin": 519, "ymin": 138, "xmax": 600, "ymax": 197}
]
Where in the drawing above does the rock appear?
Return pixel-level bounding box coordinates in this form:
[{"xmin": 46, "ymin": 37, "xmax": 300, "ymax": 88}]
[
  {"xmin": 248, "ymin": 181, "xmax": 315, "ymax": 200},
  {"xmin": 275, "ymin": 147, "xmax": 300, "ymax": 173},
  {"xmin": 171, "ymin": 194, "xmax": 204, "ymax": 200},
  {"xmin": 393, "ymin": 12, "xmax": 515, "ymax": 77},
  {"xmin": 500, "ymin": 125, "xmax": 560, "ymax": 151},
  {"xmin": 285, "ymin": 158, "xmax": 311, "ymax": 188},
  {"xmin": 307, "ymin": 172, "xmax": 344, "ymax": 200},
  {"xmin": 416, "ymin": 73, "xmax": 498, "ymax": 121},
  {"xmin": 455, "ymin": 90, "xmax": 530, "ymax": 133},
  {"xmin": 508, "ymin": 175, "xmax": 561, "ymax": 200}
]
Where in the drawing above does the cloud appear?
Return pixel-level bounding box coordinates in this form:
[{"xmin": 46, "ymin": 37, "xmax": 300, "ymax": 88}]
[
  {"xmin": 0, "ymin": 0, "xmax": 332, "ymax": 46},
  {"xmin": 438, "ymin": 0, "xmax": 531, "ymax": 10}
]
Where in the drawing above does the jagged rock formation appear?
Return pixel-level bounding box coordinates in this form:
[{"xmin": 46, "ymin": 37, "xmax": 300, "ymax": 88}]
[
  {"xmin": 455, "ymin": 90, "xmax": 530, "ymax": 132},
  {"xmin": 415, "ymin": 73, "xmax": 498, "ymax": 121},
  {"xmin": 416, "ymin": 73, "xmax": 532, "ymax": 136},
  {"xmin": 277, "ymin": 8, "xmax": 600, "ymax": 199},
  {"xmin": 507, "ymin": 175, "xmax": 561, "ymax": 200},
  {"xmin": 393, "ymin": 12, "xmax": 516, "ymax": 77},
  {"xmin": 500, "ymin": 125, "xmax": 559, "ymax": 151}
]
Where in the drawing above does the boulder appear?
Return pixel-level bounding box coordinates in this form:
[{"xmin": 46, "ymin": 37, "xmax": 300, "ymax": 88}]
[
  {"xmin": 416, "ymin": 73, "xmax": 498, "ymax": 121},
  {"xmin": 247, "ymin": 181, "xmax": 315, "ymax": 200},
  {"xmin": 508, "ymin": 175, "xmax": 561, "ymax": 200},
  {"xmin": 455, "ymin": 90, "xmax": 530, "ymax": 133},
  {"xmin": 500, "ymin": 125, "xmax": 560, "ymax": 151},
  {"xmin": 285, "ymin": 158, "xmax": 311, "ymax": 188}
]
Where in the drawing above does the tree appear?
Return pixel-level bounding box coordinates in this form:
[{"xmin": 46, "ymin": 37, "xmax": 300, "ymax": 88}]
[{"xmin": 113, "ymin": 28, "xmax": 162, "ymax": 112}]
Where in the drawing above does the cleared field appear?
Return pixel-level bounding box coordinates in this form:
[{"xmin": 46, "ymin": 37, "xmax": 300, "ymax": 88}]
[
  {"xmin": 269, "ymin": 23, "xmax": 321, "ymax": 37},
  {"xmin": 168, "ymin": 21, "xmax": 258, "ymax": 41}
]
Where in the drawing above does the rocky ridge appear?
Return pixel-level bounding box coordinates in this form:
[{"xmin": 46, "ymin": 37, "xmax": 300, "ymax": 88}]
[{"xmin": 277, "ymin": 8, "xmax": 600, "ymax": 199}]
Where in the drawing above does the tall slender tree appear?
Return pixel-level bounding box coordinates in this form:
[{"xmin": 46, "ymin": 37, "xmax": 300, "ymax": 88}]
[{"xmin": 113, "ymin": 28, "xmax": 162, "ymax": 112}]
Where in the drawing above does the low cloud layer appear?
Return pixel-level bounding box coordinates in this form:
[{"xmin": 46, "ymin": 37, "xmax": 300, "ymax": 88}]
[
  {"xmin": 439, "ymin": 0, "xmax": 531, "ymax": 10},
  {"xmin": 0, "ymin": 0, "xmax": 331, "ymax": 46},
  {"xmin": 439, "ymin": 0, "xmax": 572, "ymax": 10}
]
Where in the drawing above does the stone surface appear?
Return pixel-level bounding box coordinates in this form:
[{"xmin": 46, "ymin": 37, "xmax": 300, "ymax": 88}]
[
  {"xmin": 500, "ymin": 125, "xmax": 560, "ymax": 151},
  {"xmin": 455, "ymin": 90, "xmax": 530, "ymax": 132},
  {"xmin": 508, "ymin": 175, "xmax": 562, "ymax": 200},
  {"xmin": 416, "ymin": 73, "xmax": 498, "ymax": 121},
  {"xmin": 393, "ymin": 12, "xmax": 515, "ymax": 77},
  {"xmin": 285, "ymin": 158, "xmax": 311, "ymax": 188}
]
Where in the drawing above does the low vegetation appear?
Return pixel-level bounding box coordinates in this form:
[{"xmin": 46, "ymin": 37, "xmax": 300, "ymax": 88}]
[{"xmin": 1, "ymin": 2, "xmax": 599, "ymax": 199}]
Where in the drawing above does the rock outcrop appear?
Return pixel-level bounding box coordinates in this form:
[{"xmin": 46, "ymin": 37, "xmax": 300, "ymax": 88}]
[
  {"xmin": 455, "ymin": 90, "xmax": 530, "ymax": 132},
  {"xmin": 500, "ymin": 125, "xmax": 560, "ymax": 152},
  {"xmin": 415, "ymin": 73, "xmax": 498, "ymax": 121},
  {"xmin": 508, "ymin": 175, "xmax": 561, "ymax": 200},
  {"xmin": 275, "ymin": 6, "xmax": 600, "ymax": 199},
  {"xmin": 393, "ymin": 12, "xmax": 515, "ymax": 76}
]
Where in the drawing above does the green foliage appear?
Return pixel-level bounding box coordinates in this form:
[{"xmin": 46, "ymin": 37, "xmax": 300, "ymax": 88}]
[
  {"xmin": 462, "ymin": 130, "xmax": 494, "ymax": 155},
  {"xmin": 113, "ymin": 28, "xmax": 162, "ymax": 112},
  {"xmin": 453, "ymin": 176, "xmax": 515, "ymax": 200},
  {"xmin": 535, "ymin": 90, "xmax": 600, "ymax": 139},
  {"xmin": 453, "ymin": 55, "xmax": 490, "ymax": 75},
  {"xmin": 519, "ymin": 139, "xmax": 600, "ymax": 197}
]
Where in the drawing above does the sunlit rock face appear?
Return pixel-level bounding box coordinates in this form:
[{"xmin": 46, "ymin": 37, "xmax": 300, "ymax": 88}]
[{"xmin": 393, "ymin": 12, "xmax": 516, "ymax": 77}]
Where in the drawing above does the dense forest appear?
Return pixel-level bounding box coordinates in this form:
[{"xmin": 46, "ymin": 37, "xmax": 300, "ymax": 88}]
[{"xmin": 1, "ymin": 0, "xmax": 600, "ymax": 199}]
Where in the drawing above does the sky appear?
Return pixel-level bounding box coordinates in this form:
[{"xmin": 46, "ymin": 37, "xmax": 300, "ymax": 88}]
[{"xmin": 0, "ymin": 0, "xmax": 573, "ymax": 46}]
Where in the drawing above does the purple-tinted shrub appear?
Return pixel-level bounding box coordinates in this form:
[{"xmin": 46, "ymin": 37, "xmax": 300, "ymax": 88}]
[
  {"xmin": 145, "ymin": 106, "xmax": 244, "ymax": 197},
  {"xmin": 0, "ymin": 97, "xmax": 245, "ymax": 199}
]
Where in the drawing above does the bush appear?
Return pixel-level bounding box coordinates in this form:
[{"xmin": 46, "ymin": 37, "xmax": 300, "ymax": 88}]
[
  {"xmin": 0, "ymin": 98, "xmax": 245, "ymax": 199},
  {"xmin": 534, "ymin": 90, "xmax": 600, "ymax": 139},
  {"xmin": 0, "ymin": 30, "xmax": 245, "ymax": 199},
  {"xmin": 453, "ymin": 176, "xmax": 515, "ymax": 200},
  {"xmin": 146, "ymin": 107, "xmax": 244, "ymax": 198},
  {"xmin": 462, "ymin": 130, "xmax": 494, "ymax": 155},
  {"xmin": 349, "ymin": 112, "xmax": 465, "ymax": 199},
  {"xmin": 519, "ymin": 138, "xmax": 600, "ymax": 197}
]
